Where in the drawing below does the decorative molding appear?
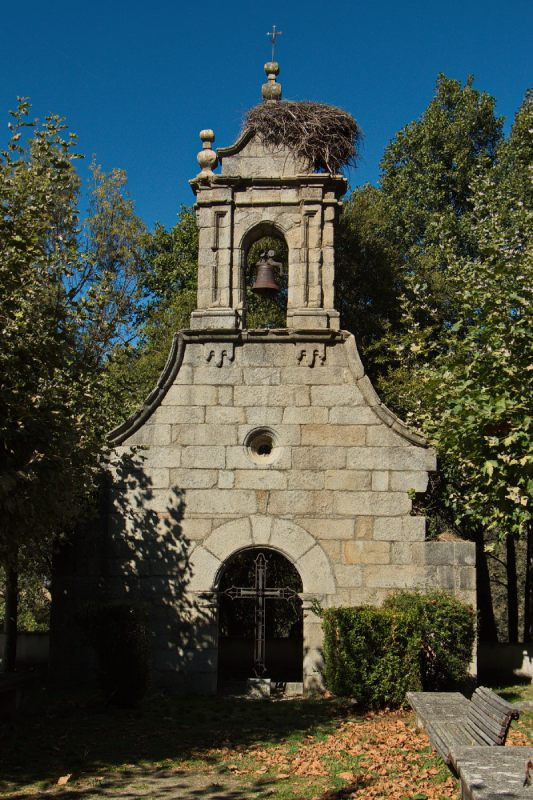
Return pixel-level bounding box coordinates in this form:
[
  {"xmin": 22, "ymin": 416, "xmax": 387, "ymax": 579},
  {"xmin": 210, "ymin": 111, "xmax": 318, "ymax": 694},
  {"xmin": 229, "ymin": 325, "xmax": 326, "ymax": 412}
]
[
  {"xmin": 343, "ymin": 333, "xmax": 429, "ymax": 448},
  {"xmin": 216, "ymin": 128, "xmax": 256, "ymax": 158},
  {"xmin": 185, "ymin": 328, "xmax": 344, "ymax": 344},
  {"xmin": 210, "ymin": 210, "xmax": 226, "ymax": 304},
  {"xmin": 302, "ymin": 212, "xmax": 312, "ymax": 305},
  {"xmin": 191, "ymin": 174, "xmax": 348, "ymax": 192},
  {"xmin": 204, "ymin": 341, "xmax": 235, "ymax": 367},
  {"xmin": 212, "ymin": 210, "xmax": 226, "ymax": 251},
  {"xmin": 296, "ymin": 343, "xmax": 326, "ymax": 367},
  {"xmin": 108, "ymin": 333, "xmax": 186, "ymax": 446}
]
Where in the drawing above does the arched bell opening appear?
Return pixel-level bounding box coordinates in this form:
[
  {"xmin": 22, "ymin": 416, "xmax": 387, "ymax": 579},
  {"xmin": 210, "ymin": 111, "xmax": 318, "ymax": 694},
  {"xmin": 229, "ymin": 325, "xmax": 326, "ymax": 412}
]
[
  {"xmin": 240, "ymin": 223, "xmax": 288, "ymax": 328},
  {"xmin": 216, "ymin": 547, "xmax": 303, "ymax": 686}
]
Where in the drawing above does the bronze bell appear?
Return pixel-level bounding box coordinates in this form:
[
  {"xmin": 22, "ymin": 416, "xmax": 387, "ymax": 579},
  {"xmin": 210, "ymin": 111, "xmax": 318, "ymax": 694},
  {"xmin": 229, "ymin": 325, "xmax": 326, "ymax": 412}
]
[{"xmin": 251, "ymin": 249, "xmax": 281, "ymax": 296}]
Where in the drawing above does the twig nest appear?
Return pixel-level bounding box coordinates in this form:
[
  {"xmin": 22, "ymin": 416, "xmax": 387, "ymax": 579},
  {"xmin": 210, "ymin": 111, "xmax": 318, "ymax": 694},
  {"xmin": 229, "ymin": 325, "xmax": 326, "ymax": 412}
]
[{"xmin": 243, "ymin": 101, "xmax": 361, "ymax": 174}]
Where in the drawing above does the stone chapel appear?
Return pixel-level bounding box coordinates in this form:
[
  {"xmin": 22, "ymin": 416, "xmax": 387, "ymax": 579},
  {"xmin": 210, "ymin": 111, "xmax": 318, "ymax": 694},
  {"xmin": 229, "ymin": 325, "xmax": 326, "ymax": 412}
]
[{"xmin": 51, "ymin": 61, "xmax": 476, "ymax": 693}]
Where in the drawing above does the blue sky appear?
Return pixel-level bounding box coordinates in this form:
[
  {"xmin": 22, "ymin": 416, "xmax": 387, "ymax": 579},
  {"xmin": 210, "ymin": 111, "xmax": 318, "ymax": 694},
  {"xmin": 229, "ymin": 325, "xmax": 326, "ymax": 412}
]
[{"xmin": 1, "ymin": 0, "xmax": 531, "ymax": 230}]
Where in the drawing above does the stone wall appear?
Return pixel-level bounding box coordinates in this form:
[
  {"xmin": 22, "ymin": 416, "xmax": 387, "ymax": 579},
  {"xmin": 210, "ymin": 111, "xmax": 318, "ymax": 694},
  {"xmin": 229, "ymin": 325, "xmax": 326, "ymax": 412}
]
[
  {"xmin": 99, "ymin": 329, "xmax": 475, "ymax": 692},
  {"xmin": 218, "ymin": 133, "xmax": 307, "ymax": 178}
]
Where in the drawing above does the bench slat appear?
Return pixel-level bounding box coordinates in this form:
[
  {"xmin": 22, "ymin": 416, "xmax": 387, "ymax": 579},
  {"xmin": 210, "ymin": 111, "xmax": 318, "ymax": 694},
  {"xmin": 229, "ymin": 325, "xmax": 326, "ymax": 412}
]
[
  {"xmin": 407, "ymin": 691, "xmax": 467, "ymax": 726},
  {"xmin": 466, "ymin": 705, "xmax": 506, "ymax": 741},
  {"xmin": 470, "ymin": 693, "xmax": 512, "ymax": 730},
  {"xmin": 428, "ymin": 720, "xmax": 478, "ymax": 768},
  {"xmin": 463, "ymin": 718, "xmax": 497, "ymax": 747},
  {"xmin": 425, "ymin": 721, "xmax": 471, "ymax": 764},
  {"xmin": 424, "ymin": 724, "xmax": 453, "ymax": 764},
  {"xmin": 475, "ymin": 686, "xmax": 518, "ymax": 717}
]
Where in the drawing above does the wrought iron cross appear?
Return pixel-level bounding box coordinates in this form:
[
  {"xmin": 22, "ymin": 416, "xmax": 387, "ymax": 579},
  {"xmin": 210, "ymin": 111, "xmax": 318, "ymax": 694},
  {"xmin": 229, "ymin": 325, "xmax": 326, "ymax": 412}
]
[
  {"xmin": 222, "ymin": 552, "xmax": 298, "ymax": 677},
  {"xmin": 266, "ymin": 25, "xmax": 283, "ymax": 61}
]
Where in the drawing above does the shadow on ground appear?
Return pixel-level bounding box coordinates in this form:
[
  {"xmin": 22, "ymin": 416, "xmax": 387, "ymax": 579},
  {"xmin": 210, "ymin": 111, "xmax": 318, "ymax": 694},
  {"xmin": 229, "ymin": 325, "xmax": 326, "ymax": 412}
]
[
  {"xmin": 6, "ymin": 766, "xmax": 280, "ymax": 800},
  {"xmin": 0, "ymin": 687, "xmax": 355, "ymax": 797}
]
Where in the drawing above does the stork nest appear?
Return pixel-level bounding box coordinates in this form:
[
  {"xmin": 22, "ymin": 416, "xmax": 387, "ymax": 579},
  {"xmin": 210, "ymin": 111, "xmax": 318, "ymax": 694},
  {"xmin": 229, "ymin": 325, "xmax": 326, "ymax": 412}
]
[{"xmin": 243, "ymin": 101, "xmax": 361, "ymax": 174}]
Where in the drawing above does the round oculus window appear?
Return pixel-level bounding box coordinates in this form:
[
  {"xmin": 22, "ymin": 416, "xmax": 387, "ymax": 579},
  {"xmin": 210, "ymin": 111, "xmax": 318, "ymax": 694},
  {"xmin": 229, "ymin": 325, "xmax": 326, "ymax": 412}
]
[{"xmin": 244, "ymin": 427, "xmax": 279, "ymax": 465}]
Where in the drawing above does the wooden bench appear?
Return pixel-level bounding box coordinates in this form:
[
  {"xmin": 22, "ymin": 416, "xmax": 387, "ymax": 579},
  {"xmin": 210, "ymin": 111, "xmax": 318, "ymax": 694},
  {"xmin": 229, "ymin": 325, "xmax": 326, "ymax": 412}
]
[{"xmin": 407, "ymin": 686, "xmax": 520, "ymax": 771}]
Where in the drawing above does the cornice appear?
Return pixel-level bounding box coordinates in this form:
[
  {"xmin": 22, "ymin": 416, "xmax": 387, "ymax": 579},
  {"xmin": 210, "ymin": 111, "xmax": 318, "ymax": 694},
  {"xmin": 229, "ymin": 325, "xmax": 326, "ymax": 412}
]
[{"xmin": 190, "ymin": 173, "xmax": 348, "ymax": 195}]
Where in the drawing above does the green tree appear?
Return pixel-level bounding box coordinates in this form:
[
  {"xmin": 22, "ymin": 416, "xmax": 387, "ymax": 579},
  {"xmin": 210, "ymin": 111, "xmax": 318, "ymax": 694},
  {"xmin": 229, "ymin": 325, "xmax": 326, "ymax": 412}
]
[
  {"xmin": 376, "ymin": 91, "xmax": 532, "ymax": 638},
  {"xmin": 339, "ymin": 78, "xmax": 529, "ymax": 640},
  {"xmin": 106, "ymin": 207, "xmax": 199, "ymax": 416},
  {"xmin": 0, "ymin": 102, "xmax": 147, "ymax": 669},
  {"xmin": 380, "ymin": 74, "xmax": 503, "ymax": 312},
  {"xmin": 336, "ymin": 184, "xmax": 401, "ymax": 371},
  {"xmin": 79, "ymin": 161, "xmax": 147, "ymax": 359},
  {"xmin": 0, "ymin": 567, "xmax": 50, "ymax": 632},
  {"xmin": 336, "ymin": 76, "xmax": 503, "ymax": 378}
]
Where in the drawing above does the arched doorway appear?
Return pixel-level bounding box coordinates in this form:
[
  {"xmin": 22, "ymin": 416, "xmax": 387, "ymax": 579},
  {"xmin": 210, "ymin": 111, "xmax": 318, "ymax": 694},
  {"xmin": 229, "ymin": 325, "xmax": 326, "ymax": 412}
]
[
  {"xmin": 240, "ymin": 223, "xmax": 288, "ymax": 328},
  {"xmin": 217, "ymin": 548, "xmax": 303, "ymax": 686}
]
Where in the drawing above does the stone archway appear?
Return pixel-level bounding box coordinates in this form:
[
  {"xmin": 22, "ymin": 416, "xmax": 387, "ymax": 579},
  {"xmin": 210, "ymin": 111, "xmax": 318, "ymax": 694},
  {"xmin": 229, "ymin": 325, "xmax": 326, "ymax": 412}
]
[
  {"xmin": 238, "ymin": 221, "xmax": 289, "ymax": 328},
  {"xmin": 239, "ymin": 219, "xmax": 290, "ymax": 255},
  {"xmin": 189, "ymin": 516, "xmax": 336, "ymax": 596},
  {"xmin": 188, "ymin": 516, "xmax": 335, "ymax": 692},
  {"xmin": 216, "ymin": 547, "xmax": 304, "ymax": 685}
]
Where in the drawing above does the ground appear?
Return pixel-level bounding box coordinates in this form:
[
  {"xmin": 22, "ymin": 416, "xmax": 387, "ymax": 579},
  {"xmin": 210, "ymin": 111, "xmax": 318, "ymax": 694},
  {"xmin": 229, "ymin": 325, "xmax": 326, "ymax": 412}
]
[{"xmin": 1, "ymin": 683, "xmax": 531, "ymax": 800}]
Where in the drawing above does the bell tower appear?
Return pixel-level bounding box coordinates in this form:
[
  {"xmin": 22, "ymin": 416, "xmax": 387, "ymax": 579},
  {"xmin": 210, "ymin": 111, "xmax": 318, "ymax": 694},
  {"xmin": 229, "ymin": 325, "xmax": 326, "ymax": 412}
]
[{"xmin": 189, "ymin": 61, "xmax": 348, "ymax": 331}]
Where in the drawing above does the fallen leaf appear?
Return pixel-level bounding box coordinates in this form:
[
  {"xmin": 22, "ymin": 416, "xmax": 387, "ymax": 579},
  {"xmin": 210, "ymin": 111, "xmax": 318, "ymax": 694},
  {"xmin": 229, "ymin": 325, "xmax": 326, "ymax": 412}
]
[
  {"xmin": 57, "ymin": 775, "xmax": 71, "ymax": 786},
  {"xmin": 338, "ymin": 771, "xmax": 354, "ymax": 780}
]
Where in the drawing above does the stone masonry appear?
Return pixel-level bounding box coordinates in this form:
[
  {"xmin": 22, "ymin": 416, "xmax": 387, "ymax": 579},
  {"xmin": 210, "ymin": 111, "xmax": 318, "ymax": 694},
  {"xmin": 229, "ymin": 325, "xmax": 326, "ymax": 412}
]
[
  {"xmin": 104, "ymin": 327, "xmax": 475, "ymax": 692},
  {"xmin": 51, "ymin": 62, "xmax": 476, "ymax": 693}
]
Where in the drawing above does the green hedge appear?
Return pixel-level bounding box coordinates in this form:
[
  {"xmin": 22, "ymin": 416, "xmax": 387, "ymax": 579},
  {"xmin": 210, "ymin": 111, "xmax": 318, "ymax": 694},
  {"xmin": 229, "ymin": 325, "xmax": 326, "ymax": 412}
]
[
  {"xmin": 322, "ymin": 591, "xmax": 475, "ymax": 707},
  {"xmin": 384, "ymin": 590, "xmax": 476, "ymax": 691}
]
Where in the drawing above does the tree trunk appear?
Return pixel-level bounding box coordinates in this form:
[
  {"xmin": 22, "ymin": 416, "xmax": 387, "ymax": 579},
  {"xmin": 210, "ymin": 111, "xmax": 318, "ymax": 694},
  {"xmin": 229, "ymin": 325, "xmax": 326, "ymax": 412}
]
[
  {"xmin": 506, "ymin": 534, "xmax": 518, "ymax": 643},
  {"xmin": 475, "ymin": 531, "xmax": 498, "ymax": 642},
  {"xmin": 2, "ymin": 566, "xmax": 18, "ymax": 673},
  {"xmin": 524, "ymin": 522, "xmax": 533, "ymax": 642}
]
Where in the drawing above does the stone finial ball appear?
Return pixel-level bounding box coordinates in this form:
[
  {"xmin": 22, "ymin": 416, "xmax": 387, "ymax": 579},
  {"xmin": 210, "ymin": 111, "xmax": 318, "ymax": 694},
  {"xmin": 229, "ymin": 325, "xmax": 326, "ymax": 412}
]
[
  {"xmin": 199, "ymin": 129, "xmax": 215, "ymax": 144},
  {"xmin": 197, "ymin": 148, "xmax": 218, "ymax": 170},
  {"xmin": 264, "ymin": 61, "xmax": 280, "ymax": 75}
]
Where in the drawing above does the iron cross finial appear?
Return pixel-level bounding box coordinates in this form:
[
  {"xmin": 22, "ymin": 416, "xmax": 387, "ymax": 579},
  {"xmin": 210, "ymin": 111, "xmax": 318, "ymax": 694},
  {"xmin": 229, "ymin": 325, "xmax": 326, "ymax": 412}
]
[{"xmin": 266, "ymin": 25, "xmax": 283, "ymax": 61}]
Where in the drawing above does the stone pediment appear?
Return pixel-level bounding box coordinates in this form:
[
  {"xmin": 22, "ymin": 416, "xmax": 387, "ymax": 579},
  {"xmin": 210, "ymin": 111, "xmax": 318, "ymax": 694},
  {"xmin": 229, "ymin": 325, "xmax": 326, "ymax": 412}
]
[
  {"xmin": 217, "ymin": 129, "xmax": 308, "ymax": 178},
  {"xmin": 108, "ymin": 330, "xmax": 429, "ymax": 450}
]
